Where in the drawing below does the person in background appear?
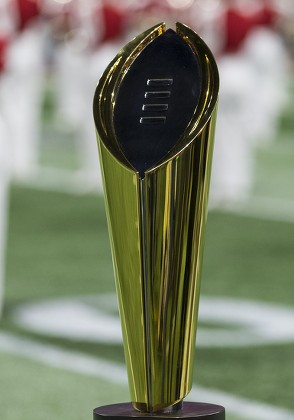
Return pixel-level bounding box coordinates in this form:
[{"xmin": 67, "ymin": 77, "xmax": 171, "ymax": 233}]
[
  {"xmin": 0, "ymin": 0, "xmax": 12, "ymax": 317},
  {"xmin": 1, "ymin": 0, "xmax": 45, "ymax": 179},
  {"xmin": 0, "ymin": 112, "xmax": 9, "ymax": 317},
  {"xmin": 52, "ymin": 0, "xmax": 128, "ymax": 189},
  {"xmin": 208, "ymin": 0, "xmax": 288, "ymax": 207}
]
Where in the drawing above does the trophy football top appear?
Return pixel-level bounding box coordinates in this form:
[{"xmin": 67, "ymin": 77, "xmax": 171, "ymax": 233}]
[{"xmin": 114, "ymin": 29, "xmax": 202, "ymax": 176}]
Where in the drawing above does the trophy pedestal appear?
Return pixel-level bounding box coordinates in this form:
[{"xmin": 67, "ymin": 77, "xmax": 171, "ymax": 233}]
[{"xmin": 93, "ymin": 402, "xmax": 225, "ymax": 420}]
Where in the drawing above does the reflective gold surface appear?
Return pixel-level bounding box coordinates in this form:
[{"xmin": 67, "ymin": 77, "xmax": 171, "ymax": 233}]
[{"xmin": 93, "ymin": 22, "xmax": 219, "ymax": 413}]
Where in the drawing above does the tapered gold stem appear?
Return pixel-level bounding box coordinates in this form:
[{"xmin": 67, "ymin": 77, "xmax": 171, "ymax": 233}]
[{"xmin": 93, "ymin": 22, "xmax": 219, "ymax": 413}]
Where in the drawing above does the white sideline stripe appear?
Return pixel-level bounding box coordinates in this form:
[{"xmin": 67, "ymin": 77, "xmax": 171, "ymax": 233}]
[
  {"xmin": 14, "ymin": 168, "xmax": 294, "ymax": 223},
  {"xmin": 14, "ymin": 167, "xmax": 103, "ymax": 195},
  {"xmin": 13, "ymin": 295, "xmax": 294, "ymax": 347},
  {"xmin": 0, "ymin": 331, "xmax": 127, "ymax": 385},
  {"xmin": 231, "ymin": 196, "xmax": 294, "ymax": 224},
  {"xmin": 0, "ymin": 332, "xmax": 294, "ymax": 420},
  {"xmin": 189, "ymin": 388, "xmax": 294, "ymax": 420}
]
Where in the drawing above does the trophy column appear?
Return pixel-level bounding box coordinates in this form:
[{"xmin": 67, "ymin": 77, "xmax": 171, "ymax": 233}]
[{"xmin": 93, "ymin": 22, "xmax": 223, "ymax": 420}]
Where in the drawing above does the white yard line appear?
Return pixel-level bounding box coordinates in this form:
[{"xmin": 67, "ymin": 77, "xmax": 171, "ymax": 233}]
[
  {"xmin": 12, "ymin": 295, "xmax": 294, "ymax": 347},
  {"xmin": 14, "ymin": 168, "xmax": 294, "ymax": 223},
  {"xmin": 232, "ymin": 196, "xmax": 294, "ymax": 224},
  {"xmin": 0, "ymin": 331, "xmax": 127, "ymax": 384},
  {"xmin": 14, "ymin": 167, "xmax": 103, "ymax": 195},
  {"xmin": 189, "ymin": 388, "xmax": 294, "ymax": 420},
  {"xmin": 0, "ymin": 331, "xmax": 293, "ymax": 420}
]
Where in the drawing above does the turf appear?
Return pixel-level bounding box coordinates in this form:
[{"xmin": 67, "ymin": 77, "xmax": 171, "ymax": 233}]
[
  {"xmin": 2, "ymin": 185, "xmax": 294, "ymax": 419},
  {"xmin": 5, "ymin": 186, "xmax": 294, "ymax": 307},
  {"xmin": 0, "ymin": 351, "xmax": 129, "ymax": 420},
  {"xmin": 4, "ymin": 187, "xmax": 113, "ymax": 304},
  {"xmin": 202, "ymin": 211, "xmax": 294, "ymax": 305}
]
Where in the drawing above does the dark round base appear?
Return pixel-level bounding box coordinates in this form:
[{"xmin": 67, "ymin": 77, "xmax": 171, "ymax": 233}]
[{"xmin": 93, "ymin": 402, "xmax": 225, "ymax": 420}]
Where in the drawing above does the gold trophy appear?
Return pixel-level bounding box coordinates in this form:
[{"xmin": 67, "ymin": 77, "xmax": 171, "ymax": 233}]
[{"xmin": 93, "ymin": 22, "xmax": 224, "ymax": 420}]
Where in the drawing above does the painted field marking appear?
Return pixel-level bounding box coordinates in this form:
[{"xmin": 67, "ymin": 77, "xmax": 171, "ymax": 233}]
[
  {"xmin": 15, "ymin": 167, "xmax": 294, "ymax": 223},
  {"xmin": 15, "ymin": 167, "xmax": 102, "ymax": 194},
  {"xmin": 0, "ymin": 331, "xmax": 293, "ymax": 420},
  {"xmin": 12, "ymin": 294, "xmax": 294, "ymax": 347},
  {"xmin": 232, "ymin": 195, "xmax": 294, "ymax": 224}
]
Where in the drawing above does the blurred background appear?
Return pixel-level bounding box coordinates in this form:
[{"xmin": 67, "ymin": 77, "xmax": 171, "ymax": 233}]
[{"xmin": 0, "ymin": 0, "xmax": 294, "ymax": 419}]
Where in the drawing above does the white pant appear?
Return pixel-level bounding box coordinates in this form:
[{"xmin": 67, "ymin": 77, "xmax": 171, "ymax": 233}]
[{"xmin": 0, "ymin": 113, "xmax": 10, "ymax": 316}]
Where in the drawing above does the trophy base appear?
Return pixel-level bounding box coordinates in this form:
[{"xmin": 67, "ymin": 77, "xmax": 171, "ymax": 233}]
[{"xmin": 93, "ymin": 402, "xmax": 225, "ymax": 420}]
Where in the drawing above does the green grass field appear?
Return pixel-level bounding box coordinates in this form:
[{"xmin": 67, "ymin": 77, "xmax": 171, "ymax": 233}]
[
  {"xmin": 2, "ymin": 185, "xmax": 294, "ymax": 420},
  {"xmin": 0, "ymin": 80, "xmax": 294, "ymax": 420}
]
